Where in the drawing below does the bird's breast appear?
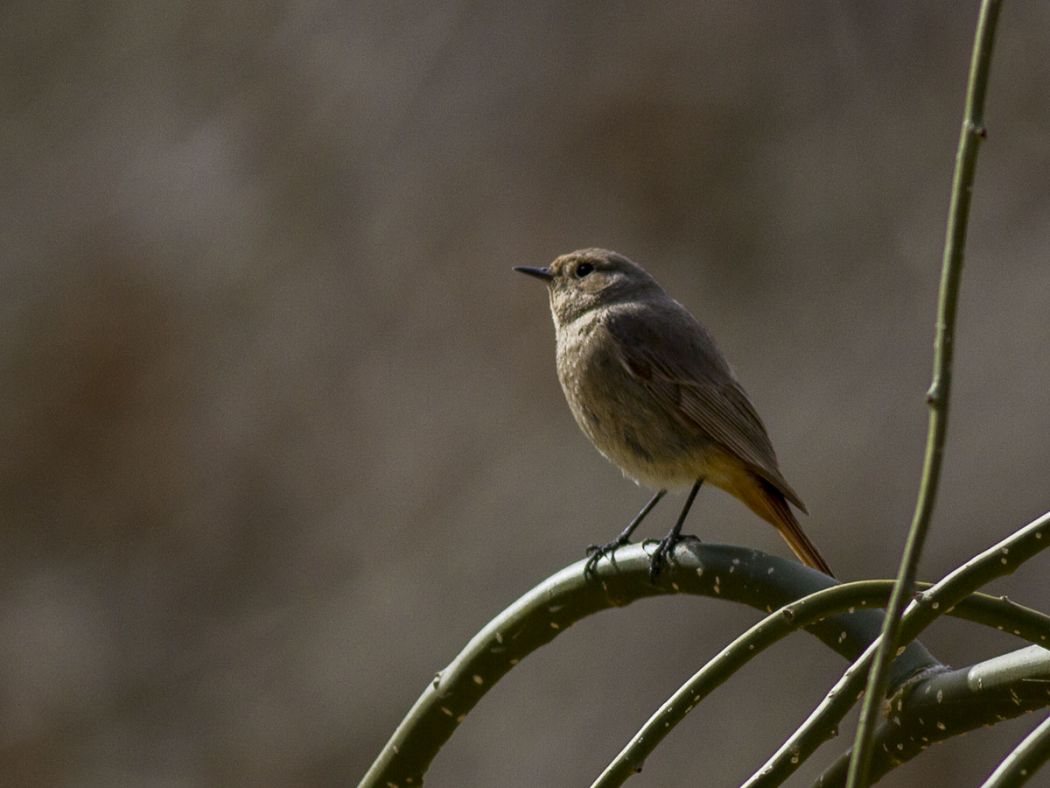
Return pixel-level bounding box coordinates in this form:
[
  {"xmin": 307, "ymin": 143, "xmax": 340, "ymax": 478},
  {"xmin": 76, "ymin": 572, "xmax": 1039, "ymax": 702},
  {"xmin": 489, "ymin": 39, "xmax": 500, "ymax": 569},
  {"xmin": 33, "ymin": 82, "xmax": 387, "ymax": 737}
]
[{"xmin": 555, "ymin": 316, "xmax": 712, "ymax": 489}]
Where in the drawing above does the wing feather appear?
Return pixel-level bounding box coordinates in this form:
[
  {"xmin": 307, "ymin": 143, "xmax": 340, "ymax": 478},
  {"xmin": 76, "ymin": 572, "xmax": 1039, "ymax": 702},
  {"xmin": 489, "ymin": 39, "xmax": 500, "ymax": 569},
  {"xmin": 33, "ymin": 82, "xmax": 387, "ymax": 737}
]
[{"xmin": 605, "ymin": 306, "xmax": 806, "ymax": 511}]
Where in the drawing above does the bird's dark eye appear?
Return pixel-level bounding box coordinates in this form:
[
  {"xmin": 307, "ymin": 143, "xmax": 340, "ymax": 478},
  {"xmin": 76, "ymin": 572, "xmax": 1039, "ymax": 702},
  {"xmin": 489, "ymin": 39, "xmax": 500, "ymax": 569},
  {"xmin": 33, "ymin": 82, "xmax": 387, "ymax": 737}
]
[{"xmin": 574, "ymin": 262, "xmax": 594, "ymax": 278}]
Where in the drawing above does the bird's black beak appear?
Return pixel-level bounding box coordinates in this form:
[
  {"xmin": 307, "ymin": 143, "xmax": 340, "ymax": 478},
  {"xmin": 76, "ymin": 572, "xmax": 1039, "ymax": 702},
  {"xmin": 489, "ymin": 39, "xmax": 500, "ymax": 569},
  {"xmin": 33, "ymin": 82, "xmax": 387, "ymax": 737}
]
[{"xmin": 513, "ymin": 265, "xmax": 553, "ymax": 282}]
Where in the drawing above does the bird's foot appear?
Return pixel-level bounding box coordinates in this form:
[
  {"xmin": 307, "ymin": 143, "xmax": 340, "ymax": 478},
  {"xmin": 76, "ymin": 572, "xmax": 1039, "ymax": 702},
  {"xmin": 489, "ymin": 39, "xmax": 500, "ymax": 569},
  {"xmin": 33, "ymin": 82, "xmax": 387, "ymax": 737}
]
[
  {"xmin": 646, "ymin": 534, "xmax": 683, "ymax": 582},
  {"xmin": 584, "ymin": 536, "xmax": 632, "ymax": 577}
]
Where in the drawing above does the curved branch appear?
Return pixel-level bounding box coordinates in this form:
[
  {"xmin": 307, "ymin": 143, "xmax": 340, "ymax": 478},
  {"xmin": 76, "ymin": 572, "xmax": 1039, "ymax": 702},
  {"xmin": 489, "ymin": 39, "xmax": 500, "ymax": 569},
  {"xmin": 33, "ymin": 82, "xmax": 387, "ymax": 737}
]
[
  {"xmin": 360, "ymin": 541, "xmax": 935, "ymax": 788},
  {"xmin": 981, "ymin": 711, "xmax": 1050, "ymax": 788},
  {"xmin": 848, "ymin": 1, "xmax": 1004, "ymax": 784},
  {"xmin": 593, "ymin": 588, "xmax": 1049, "ymax": 786},
  {"xmin": 950, "ymin": 595, "xmax": 1050, "ymax": 647},
  {"xmin": 743, "ymin": 510, "xmax": 1050, "ymax": 787},
  {"xmin": 818, "ymin": 646, "xmax": 1050, "ymax": 785}
]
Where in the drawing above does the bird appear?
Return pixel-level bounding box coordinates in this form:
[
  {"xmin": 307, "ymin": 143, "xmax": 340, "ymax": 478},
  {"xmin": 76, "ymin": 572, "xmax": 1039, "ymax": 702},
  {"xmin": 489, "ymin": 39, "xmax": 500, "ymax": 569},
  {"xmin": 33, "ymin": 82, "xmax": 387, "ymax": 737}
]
[{"xmin": 514, "ymin": 248, "xmax": 833, "ymax": 580}]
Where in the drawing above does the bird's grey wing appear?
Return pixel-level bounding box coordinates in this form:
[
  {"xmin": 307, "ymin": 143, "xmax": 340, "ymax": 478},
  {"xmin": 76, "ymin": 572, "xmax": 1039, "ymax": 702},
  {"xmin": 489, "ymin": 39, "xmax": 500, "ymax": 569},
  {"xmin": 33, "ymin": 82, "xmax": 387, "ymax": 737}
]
[{"xmin": 604, "ymin": 307, "xmax": 806, "ymax": 511}]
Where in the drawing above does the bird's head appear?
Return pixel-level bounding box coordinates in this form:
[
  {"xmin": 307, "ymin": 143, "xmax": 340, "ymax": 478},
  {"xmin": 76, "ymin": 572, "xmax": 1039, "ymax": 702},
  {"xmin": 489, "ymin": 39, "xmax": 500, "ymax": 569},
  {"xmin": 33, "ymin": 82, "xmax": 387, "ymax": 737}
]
[{"xmin": 514, "ymin": 248, "xmax": 661, "ymax": 326}]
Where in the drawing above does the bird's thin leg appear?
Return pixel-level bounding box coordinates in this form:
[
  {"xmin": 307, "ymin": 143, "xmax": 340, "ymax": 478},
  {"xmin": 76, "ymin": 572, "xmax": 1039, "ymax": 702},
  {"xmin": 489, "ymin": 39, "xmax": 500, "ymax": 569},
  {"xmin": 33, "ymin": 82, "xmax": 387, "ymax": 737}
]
[
  {"xmin": 584, "ymin": 489, "xmax": 666, "ymax": 577},
  {"xmin": 648, "ymin": 479, "xmax": 703, "ymax": 581}
]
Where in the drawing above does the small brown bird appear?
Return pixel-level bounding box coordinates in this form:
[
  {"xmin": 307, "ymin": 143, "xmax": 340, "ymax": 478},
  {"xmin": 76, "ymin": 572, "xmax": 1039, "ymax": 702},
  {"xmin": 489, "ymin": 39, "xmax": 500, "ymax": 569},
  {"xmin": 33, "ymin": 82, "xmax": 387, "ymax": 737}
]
[{"xmin": 515, "ymin": 249, "xmax": 833, "ymax": 579}]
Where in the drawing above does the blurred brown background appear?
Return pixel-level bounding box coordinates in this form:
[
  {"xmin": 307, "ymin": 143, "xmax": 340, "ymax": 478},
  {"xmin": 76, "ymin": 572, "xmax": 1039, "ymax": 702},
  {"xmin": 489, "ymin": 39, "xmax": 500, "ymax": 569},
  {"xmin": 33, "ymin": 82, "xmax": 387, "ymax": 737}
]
[{"xmin": 2, "ymin": 1, "xmax": 1049, "ymax": 786}]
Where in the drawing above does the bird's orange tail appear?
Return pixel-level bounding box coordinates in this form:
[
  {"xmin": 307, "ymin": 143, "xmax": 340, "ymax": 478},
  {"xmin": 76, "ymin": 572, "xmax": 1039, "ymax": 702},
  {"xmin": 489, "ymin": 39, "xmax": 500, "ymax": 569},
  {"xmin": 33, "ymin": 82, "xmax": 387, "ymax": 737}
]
[{"xmin": 734, "ymin": 476, "xmax": 834, "ymax": 577}]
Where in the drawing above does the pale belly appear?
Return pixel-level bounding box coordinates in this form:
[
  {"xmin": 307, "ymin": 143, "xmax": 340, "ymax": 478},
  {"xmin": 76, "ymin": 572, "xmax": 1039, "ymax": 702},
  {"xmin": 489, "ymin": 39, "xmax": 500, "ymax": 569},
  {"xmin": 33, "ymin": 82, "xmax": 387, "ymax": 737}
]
[{"xmin": 556, "ymin": 325, "xmax": 725, "ymax": 491}]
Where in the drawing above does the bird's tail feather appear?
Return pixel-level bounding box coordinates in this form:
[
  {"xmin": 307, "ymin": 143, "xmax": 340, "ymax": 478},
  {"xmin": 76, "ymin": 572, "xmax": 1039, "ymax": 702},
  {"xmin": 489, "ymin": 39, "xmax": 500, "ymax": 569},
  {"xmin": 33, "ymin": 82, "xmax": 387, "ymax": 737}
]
[{"xmin": 737, "ymin": 476, "xmax": 834, "ymax": 577}]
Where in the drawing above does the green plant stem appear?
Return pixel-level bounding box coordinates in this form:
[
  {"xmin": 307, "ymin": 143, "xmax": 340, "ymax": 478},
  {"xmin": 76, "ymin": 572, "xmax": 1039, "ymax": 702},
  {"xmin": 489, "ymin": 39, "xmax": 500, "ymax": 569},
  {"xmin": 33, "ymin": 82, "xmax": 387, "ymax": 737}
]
[
  {"xmin": 743, "ymin": 510, "xmax": 1050, "ymax": 787},
  {"xmin": 592, "ymin": 586, "xmax": 1049, "ymax": 787},
  {"xmin": 846, "ymin": 2, "xmax": 1003, "ymax": 786},
  {"xmin": 981, "ymin": 713, "xmax": 1050, "ymax": 788},
  {"xmin": 359, "ymin": 541, "xmax": 935, "ymax": 788},
  {"xmin": 362, "ymin": 516, "xmax": 1050, "ymax": 788},
  {"xmin": 818, "ymin": 646, "xmax": 1050, "ymax": 785},
  {"xmin": 951, "ymin": 598, "xmax": 1050, "ymax": 646}
]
